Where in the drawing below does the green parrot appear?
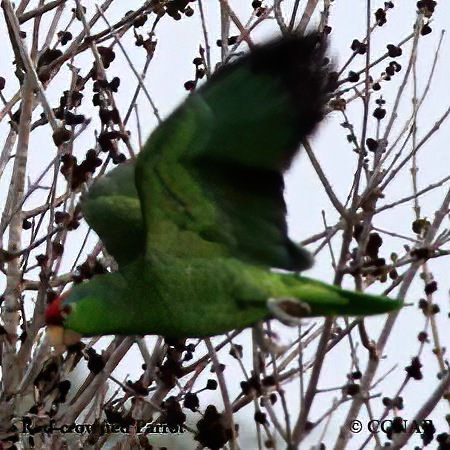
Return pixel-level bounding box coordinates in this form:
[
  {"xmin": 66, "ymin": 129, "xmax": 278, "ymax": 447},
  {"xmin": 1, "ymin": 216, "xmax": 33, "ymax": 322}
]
[{"xmin": 46, "ymin": 33, "xmax": 400, "ymax": 345}]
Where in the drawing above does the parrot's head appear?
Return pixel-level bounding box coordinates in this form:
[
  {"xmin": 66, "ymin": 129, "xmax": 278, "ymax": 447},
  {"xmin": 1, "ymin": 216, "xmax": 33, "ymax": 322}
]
[{"xmin": 45, "ymin": 292, "xmax": 82, "ymax": 349}]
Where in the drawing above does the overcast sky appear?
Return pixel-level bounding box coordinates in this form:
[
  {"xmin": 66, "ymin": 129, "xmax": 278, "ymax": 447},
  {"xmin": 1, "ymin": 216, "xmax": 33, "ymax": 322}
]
[{"xmin": 0, "ymin": 1, "xmax": 449, "ymax": 449}]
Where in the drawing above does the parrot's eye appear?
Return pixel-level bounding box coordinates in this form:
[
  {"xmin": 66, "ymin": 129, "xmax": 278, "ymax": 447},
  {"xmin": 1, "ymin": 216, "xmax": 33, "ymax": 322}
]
[{"xmin": 60, "ymin": 304, "xmax": 72, "ymax": 319}]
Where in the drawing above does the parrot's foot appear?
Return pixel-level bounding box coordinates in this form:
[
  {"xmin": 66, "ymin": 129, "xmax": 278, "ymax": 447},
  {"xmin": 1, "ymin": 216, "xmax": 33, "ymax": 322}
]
[{"xmin": 267, "ymin": 297, "xmax": 312, "ymax": 326}]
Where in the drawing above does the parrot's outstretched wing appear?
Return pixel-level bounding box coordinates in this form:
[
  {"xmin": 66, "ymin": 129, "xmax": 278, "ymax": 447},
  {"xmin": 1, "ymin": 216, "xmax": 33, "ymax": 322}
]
[
  {"xmin": 135, "ymin": 33, "xmax": 331, "ymax": 270},
  {"xmin": 45, "ymin": 33, "xmax": 403, "ymax": 346}
]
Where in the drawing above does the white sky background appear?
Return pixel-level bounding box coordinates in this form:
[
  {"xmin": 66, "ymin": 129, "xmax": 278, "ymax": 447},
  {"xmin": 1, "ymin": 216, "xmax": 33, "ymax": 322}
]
[{"xmin": 1, "ymin": 1, "xmax": 450, "ymax": 449}]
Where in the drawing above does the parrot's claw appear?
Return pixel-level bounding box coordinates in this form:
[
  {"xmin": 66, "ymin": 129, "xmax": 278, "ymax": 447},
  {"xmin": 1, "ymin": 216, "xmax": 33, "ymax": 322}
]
[{"xmin": 267, "ymin": 297, "xmax": 312, "ymax": 326}]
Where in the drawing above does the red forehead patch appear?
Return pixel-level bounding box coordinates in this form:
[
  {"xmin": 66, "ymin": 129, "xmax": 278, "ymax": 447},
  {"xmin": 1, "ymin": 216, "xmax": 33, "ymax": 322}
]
[{"xmin": 45, "ymin": 292, "xmax": 69, "ymax": 326}]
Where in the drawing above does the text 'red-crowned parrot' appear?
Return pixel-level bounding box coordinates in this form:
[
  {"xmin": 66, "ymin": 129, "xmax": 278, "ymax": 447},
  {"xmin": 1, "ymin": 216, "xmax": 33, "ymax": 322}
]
[{"xmin": 46, "ymin": 33, "xmax": 401, "ymax": 346}]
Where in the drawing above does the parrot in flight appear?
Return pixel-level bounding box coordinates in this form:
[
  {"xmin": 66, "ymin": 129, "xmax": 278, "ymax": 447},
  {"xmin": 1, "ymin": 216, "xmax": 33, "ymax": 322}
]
[{"xmin": 46, "ymin": 33, "xmax": 401, "ymax": 346}]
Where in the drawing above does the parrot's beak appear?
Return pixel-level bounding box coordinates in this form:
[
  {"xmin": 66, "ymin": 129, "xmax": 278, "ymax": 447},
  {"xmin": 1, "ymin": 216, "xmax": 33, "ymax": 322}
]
[
  {"xmin": 45, "ymin": 293, "xmax": 82, "ymax": 350},
  {"xmin": 46, "ymin": 325, "xmax": 82, "ymax": 351}
]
